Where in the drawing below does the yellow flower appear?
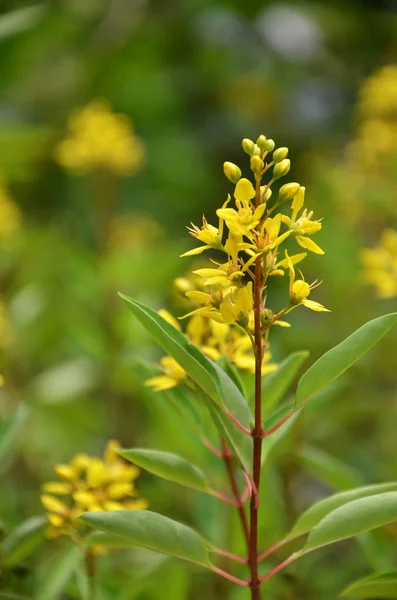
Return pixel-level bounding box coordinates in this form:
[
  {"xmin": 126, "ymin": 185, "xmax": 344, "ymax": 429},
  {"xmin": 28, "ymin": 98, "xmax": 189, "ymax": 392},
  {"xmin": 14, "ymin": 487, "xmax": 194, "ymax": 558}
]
[
  {"xmin": 55, "ymin": 99, "xmax": 145, "ymax": 176},
  {"xmin": 145, "ymin": 356, "xmax": 187, "ymax": 391},
  {"xmin": 219, "ymin": 283, "xmax": 253, "ymax": 325},
  {"xmin": 181, "ymin": 197, "xmax": 230, "ymax": 257},
  {"xmin": 217, "ymin": 178, "xmax": 266, "ymax": 237},
  {"xmin": 287, "ymin": 252, "xmax": 329, "ymax": 312},
  {"xmin": 41, "ymin": 441, "xmax": 147, "ymax": 541},
  {"xmin": 281, "ymin": 187, "xmax": 324, "ymax": 255}
]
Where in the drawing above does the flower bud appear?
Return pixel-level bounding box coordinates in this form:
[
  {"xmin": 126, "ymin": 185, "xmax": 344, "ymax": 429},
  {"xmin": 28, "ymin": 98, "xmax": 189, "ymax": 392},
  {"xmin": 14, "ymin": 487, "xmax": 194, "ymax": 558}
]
[
  {"xmin": 242, "ymin": 138, "xmax": 255, "ymax": 155},
  {"xmin": 260, "ymin": 186, "xmax": 272, "ymax": 202},
  {"xmin": 273, "ymin": 159, "xmax": 290, "ymax": 180},
  {"xmin": 252, "ymin": 144, "xmax": 261, "ymax": 156},
  {"xmin": 174, "ymin": 277, "xmax": 194, "ymax": 294},
  {"xmin": 260, "ymin": 308, "xmax": 274, "ymax": 327},
  {"xmin": 250, "ymin": 155, "xmax": 264, "ymax": 174},
  {"xmin": 291, "ymin": 280, "xmax": 310, "ymax": 303},
  {"xmin": 273, "ymin": 147, "xmax": 289, "ymax": 163},
  {"xmin": 223, "ymin": 161, "xmax": 242, "ymax": 184},
  {"xmin": 256, "ymin": 134, "xmax": 267, "ymax": 149},
  {"xmin": 278, "ymin": 182, "xmax": 300, "ymax": 202},
  {"xmin": 264, "ymin": 139, "xmax": 275, "ymax": 152}
]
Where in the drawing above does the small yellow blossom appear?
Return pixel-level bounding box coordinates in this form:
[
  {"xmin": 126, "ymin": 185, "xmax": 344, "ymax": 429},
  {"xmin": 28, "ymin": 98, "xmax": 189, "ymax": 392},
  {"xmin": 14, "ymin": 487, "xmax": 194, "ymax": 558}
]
[
  {"xmin": 217, "ymin": 179, "xmax": 266, "ymax": 237},
  {"xmin": 55, "ymin": 99, "xmax": 145, "ymax": 176},
  {"xmin": 287, "ymin": 253, "xmax": 329, "ymax": 312},
  {"xmin": 41, "ymin": 441, "xmax": 147, "ymax": 541},
  {"xmin": 145, "ymin": 355, "xmax": 187, "ymax": 391}
]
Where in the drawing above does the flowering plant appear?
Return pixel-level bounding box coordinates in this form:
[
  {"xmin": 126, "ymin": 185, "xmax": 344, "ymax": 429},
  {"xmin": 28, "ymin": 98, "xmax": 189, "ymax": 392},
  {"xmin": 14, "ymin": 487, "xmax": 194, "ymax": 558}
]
[{"xmin": 75, "ymin": 135, "xmax": 397, "ymax": 599}]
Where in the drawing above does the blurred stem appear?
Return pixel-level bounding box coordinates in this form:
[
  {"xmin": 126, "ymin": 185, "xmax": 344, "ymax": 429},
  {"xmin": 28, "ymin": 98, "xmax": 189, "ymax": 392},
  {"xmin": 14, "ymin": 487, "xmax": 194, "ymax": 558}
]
[
  {"xmin": 85, "ymin": 549, "xmax": 96, "ymax": 600},
  {"xmin": 92, "ymin": 167, "xmax": 117, "ymax": 253}
]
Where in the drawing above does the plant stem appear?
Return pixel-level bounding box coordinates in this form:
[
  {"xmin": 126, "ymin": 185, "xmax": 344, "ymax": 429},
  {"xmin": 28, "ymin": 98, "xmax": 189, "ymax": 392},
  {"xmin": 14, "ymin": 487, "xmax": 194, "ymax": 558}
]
[
  {"xmin": 249, "ymin": 253, "xmax": 263, "ymax": 599},
  {"xmin": 221, "ymin": 440, "xmax": 250, "ymax": 550},
  {"xmin": 85, "ymin": 549, "xmax": 96, "ymax": 600}
]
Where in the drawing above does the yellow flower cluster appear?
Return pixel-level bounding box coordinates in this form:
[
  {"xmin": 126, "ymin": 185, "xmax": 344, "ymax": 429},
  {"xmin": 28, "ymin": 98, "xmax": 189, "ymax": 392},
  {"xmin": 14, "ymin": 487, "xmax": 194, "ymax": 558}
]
[
  {"xmin": 0, "ymin": 174, "xmax": 21, "ymax": 239},
  {"xmin": 55, "ymin": 99, "xmax": 145, "ymax": 176},
  {"xmin": 147, "ymin": 135, "xmax": 328, "ymax": 392},
  {"xmin": 146, "ymin": 309, "xmax": 277, "ymax": 391},
  {"xmin": 41, "ymin": 441, "xmax": 147, "ymax": 539},
  {"xmin": 361, "ymin": 229, "xmax": 397, "ymax": 299},
  {"xmin": 347, "ymin": 66, "xmax": 397, "ymax": 173}
]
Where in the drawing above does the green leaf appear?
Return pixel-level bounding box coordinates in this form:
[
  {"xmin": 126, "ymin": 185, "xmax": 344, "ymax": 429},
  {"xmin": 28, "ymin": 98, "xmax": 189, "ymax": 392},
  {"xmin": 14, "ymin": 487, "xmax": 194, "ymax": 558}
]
[
  {"xmin": 85, "ymin": 531, "xmax": 138, "ymax": 549},
  {"xmin": 0, "ymin": 594, "xmax": 30, "ymax": 599},
  {"xmin": 79, "ymin": 510, "xmax": 211, "ymax": 568},
  {"xmin": 288, "ymin": 482, "xmax": 397, "ymax": 540},
  {"xmin": 295, "ymin": 313, "xmax": 397, "ymax": 409},
  {"xmin": 341, "ymin": 571, "xmax": 397, "ymax": 598},
  {"xmin": 35, "ymin": 545, "xmax": 83, "ymax": 600},
  {"xmin": 217, "ymin": 356, "xmax": 246, "ymax": 398},
  {"xmin": 0, "ymin": 404, "xmax": 30, "ymax": 464},
  {"xmin": 298, "ymin": 445, "xmax": 364, "ymax": 491},
  {"xmin": 118, "ymin": 448, "xmax": 209, "ymax": 492},
  {"xmin": 1, "ymin": 516, "xmax": 47, "ymax": 567},
  {"xmin": 261, "ymin": 412, "xmax": 299, "ymax": 465},
  {"xmin": 302, "ymin": 491, "xmax": 397, "ymax": 553},
  {"xmin": 120, "ymin": 295, "xmax": 253, "ymax": 471},
  {"xmin": 261, "ymin": 351, "xmax": 309, "ymax": 416},
  {"xmin": 0, "ymin": 5, "xmax": 45, "ymax": 41}
]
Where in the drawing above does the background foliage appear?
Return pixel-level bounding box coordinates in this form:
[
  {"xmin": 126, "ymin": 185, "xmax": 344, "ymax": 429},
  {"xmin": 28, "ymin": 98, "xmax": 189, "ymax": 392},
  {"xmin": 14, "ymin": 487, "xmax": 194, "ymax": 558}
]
[{"xmin": 1, "ymin": 1, "xmax": 397, "ymax": 599}]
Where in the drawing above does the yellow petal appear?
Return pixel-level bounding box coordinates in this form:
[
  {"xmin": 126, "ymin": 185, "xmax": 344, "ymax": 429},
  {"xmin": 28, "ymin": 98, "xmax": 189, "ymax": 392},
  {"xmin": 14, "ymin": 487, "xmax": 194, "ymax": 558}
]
[
  {"xmin": 125, "ymin": 498, "xmax": 149, "ymax": 510},
  {"xmin": 234, "ymin": 178, "xmax": 256, "ymax": 203},
  {"xmin": 220, "ymin": 302, "xmax": 236, "ymax": 323},
  {"xmin": 302, "ymin": 299, "xmax": 330, "ymax": 312},
  {"xmin": 185, "ymin": 291, "xmax": 213, "ymax": 304},
  {"xmin": 273, "ymin": 320, "xmax": 291, "ymax": 327},
  {"xmin": 158, "ymin": 309, "xmax": 180, "ymax": 330},
  {"xmin": 54, "ymin": 464, "xmax": 76, "ymax": 481},
  {"xmin": 277, "ymin": 252, "xmax": 307, "ymax": 269},
  {"xmin": 86, "ymin": 459, "xmax": 109, "ymax": 488},
  {"xmin": 235, "ymin": 284, "xmax": 253, "ymax": 314},
  {"xmin": 41, "ymin": 494, "xmax": 68, "ymax": 514},
  {"xmin": 193, "ymin": 268, "xmax": 224, "ymax": 278},
  {"xmin": 48, "ymin": 513, "xmax": 64, "ymax": 528},
  {"xmin": 107, "ymin": 482, "xmax": 134, "ymax": 500},
  {"xmin": 42, "ymin": 482, "xmax": 72, "ymax": 495},
  {"xmin": 73, "ymin": 490, "xmax": 97, "ymax": 508},
  {"xmin": 180, "ymin": 245, "xmax": 209, "ymax": 257},
  {"xmin": 292, "ymin": 186, "xmax": 305, "ymax": 220},
  {"xmin": 145, "ymin": 375, "xmax": 179, "ymax": 392},
  {"xmin": 296, "ymin": 235, "xmax": 324, "ymax": 255}
]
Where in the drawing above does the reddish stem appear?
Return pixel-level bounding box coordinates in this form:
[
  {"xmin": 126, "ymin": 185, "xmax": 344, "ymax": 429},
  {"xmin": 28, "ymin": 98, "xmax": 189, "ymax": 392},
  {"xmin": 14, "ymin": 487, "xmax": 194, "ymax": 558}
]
[
  {"xmin": 211, "ymin": 567, "xmax": 250, "ymax": 587},
  {"xmin": 223, "ymin": 407, "xmax": 252, "ymax": 435},
  {"xmin": 201, "ymin": 437, "xmax": 224, "ymax": 458},
  {"xmin": 221, "ymin": 440, "xmax": 250, "ymax": 550},
  {"xmin": 257, "ymin": 539, "xmax": 287, "ymax": 563},
  {"xmin": 209, "ymin": 489, "xmax": 239, "ymax": 507},
  {"xmin": 262, "ymin": 411, "xmax": 294, "ymax": 437},
  {"xmin": 258, "ymin": 555, "xmax": 295, "ymax": 584},
  {"xmin": 211, "ymin": 547, "xmax": 248, "ymax": 564}
]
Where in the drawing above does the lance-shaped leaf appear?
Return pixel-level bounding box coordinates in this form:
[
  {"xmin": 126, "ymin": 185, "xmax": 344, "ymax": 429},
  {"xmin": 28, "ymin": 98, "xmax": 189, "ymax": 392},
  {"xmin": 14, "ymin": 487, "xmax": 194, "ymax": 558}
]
[
  {"xmin": 35, "ymin": 545, "xmax": 83, "ymax": 600},
  {"xmin": 295, "ymin": 313, "xmax": 397, "ymax": 409},
  {"xmin": 261, "ymin": 412, "xmax": 299, "ymax": 465},
  {"xmin": 287, "ymin": 482, "xmax": 397, "ymax": 540},
  {"xmin": 118, "ymin": 448, "xmax": 209, "ymax": 492},
  {"xmin": 261, "ymin": 351, "xmax": 309, "ymax": 416},
  {"xmin": 341, "ymin": 571, "xmax": 397, "ymax": 598},
  {"xmin": 301, "ymin": 491, "xmax": 397, "ymax": 553},
  {"xmin": 79, "ymin": 510, "xmax": 211, "ymax": 568},
  {"xmin": 298, "ymin": 445, "xmax": 364, "ymax": 491},
  {"xmin": 1, "ymin": 515, "xmax": 47, "ymax": 567},
  {"xmin": 119, "ymin": 295, "xmax": 253, "ymax": 471}
]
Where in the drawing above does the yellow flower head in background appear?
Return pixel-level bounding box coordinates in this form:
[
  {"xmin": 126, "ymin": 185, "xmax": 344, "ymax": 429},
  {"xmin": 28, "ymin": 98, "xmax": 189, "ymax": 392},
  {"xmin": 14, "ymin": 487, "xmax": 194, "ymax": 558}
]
[
  {"xmin": 41, "ymin": 440, "xmax": 147, "ymax": 540},
  {"xmin": 0, "ymin": 174, "xmax": 21, "ymax": 239},
  {"xmin": 361, "ymin": 229, "xmax": 397, "ymax": 298},
  {"xmin": 55, "ymin": 99, "xmax": 146, "ymax": 176},
  {"xmin": 347, "ymin": 65, "xmax": 397, "ymax": 174}
]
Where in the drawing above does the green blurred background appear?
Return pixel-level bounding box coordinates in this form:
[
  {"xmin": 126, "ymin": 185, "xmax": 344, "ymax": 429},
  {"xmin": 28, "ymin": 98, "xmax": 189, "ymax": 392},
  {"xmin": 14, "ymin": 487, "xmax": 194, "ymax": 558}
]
[{"xmin": 1, "ymin": 1, "xmax": 397, "ymax": 598}]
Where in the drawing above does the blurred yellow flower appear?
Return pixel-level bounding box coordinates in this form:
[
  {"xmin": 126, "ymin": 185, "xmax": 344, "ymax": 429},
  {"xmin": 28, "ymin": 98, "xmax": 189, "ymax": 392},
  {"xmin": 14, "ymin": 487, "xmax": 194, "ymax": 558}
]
[
  {"xmin": 361, "ymin": 229, "xmax": 397, "ymax": 298},
  {"xmin": 55, "ymin": 99, "xmax": 145, "ymax": 176},
  {"xmin": 41, "ymin": 440, "xmax": 148, "ymax": 540}
]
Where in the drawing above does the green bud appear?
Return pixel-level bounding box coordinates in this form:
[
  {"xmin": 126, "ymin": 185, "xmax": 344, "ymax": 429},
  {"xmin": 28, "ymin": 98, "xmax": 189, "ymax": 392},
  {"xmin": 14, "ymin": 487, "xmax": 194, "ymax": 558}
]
[
  {"xmin": 260, "ymin": 309, "xmax": 274, "ymax": 327},
  {"xmin": 223, "ymin": 161, "xmax": 242, "ymax": 184},
  {"xmin": 256, "ymin": 134, "xmax": 267, "ymax": 149},
  {"xmin": 278, "ymin": 182, "xmax": 300, "ymax": 202},
  {"xmin": 273, "ymin": 159, "xmax": 290, "ymax": 180},
  {"xmin": 252, "ymin": 144, "xmax": 261, "ymax": 156},
  {"xmin": 264, "ymin": 139, "xmax": 275, "ymax": 152},
  {"xmin": 242, "ymin": 138, "xmax": 255, "ymax": 155},
  {"xmin": 250, "ymin": 155, "xmax": 264, "ymax": 174},
  {"xmin": 273, "ymin": 147, "xmax": 289, "ymax": 163}
]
